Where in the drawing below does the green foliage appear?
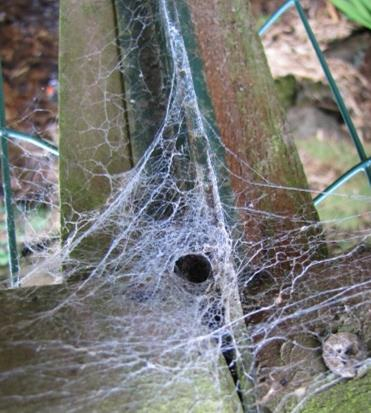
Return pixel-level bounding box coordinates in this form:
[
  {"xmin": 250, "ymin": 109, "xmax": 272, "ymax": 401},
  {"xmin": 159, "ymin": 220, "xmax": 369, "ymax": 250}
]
[{"xmin": 331, "ymin": 0, "xmax": 371, "ymax": 29}]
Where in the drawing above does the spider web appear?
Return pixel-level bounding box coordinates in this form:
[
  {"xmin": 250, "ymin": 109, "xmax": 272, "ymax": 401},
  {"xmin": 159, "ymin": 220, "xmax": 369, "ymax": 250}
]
[{"xmin": 1, "ymin": 1, "xmax": 371, "ymax": 412}]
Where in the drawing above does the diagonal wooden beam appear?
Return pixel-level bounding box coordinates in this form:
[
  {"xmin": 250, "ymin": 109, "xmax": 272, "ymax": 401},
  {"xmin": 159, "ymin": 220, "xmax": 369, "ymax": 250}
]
[{"xmin": 177, "ymin": 0, "xmax": 321, "ymax": 245}]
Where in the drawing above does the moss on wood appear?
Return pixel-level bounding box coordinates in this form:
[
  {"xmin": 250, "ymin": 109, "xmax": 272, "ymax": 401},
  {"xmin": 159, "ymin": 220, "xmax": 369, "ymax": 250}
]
[{"xmin": 300, "ymin": 372, "xmax": 371, "ymax": 413}]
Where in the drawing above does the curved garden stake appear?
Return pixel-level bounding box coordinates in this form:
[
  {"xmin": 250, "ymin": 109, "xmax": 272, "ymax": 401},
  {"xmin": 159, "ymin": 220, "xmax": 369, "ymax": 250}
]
[
  {"xmin": 314, "ymin": 157, "xmax": 371, "ymax": 206},
  {"xmin": 259, "ymin": 0, "xmax": 371, "ymax": 205},
  {"xmin": 1, "ymin": 128, "xmax": 58, "ymax": 156}
]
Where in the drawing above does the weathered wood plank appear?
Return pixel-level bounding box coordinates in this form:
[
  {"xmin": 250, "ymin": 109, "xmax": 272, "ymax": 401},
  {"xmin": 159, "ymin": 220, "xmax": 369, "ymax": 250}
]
[
  {"xmin": 177, "ymin": 0, "xmax": 322, "ymax": 256},
  {"xmin": 170, "ymin": 4, "xmax": 371, "ymax": 412},
  {"xmin": 0, "ymin": 282, "xmax": 242, "ymax": 412},
  {"xmin": 59, "ymin": 0, "xmax": 132, "ymax": 241}
]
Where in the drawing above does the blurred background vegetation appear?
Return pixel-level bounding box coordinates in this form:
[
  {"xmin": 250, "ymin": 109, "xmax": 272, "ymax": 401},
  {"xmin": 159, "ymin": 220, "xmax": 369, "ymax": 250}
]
[
  {"xmin": 251, "ymin": 0, "xmax": 371, "ymax": 252},
  {"xmin": 331, "ymin": 0, "xmax": 371, "ymax": 30}
]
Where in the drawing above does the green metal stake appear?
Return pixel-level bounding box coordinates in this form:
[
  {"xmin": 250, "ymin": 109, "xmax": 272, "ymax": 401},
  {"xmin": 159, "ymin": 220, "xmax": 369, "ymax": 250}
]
[
  {"xmin": 0, "ymin": 62, "xmax": 20, "ymax": 287},
  {"xmin": 259, "ymin": 0, "xmax": 371, "ymax": 186},
  {"xmin": 1, "ymin": 128, "xmax": 59, "ymax": 156},
  {"xmin": 294, "ymin": 0, "xmax": 371, "ymax": 184},
  {"xmin": 314, "ymin": 157, "xmax": 371, "ymax": 206}
]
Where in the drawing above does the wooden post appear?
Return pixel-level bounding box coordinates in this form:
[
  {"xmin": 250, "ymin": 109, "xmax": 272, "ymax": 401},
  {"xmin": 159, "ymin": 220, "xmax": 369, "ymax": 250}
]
[
  {"xmin": 175, "ymin": 0, "xmax": 326, "ymax": 314},
  {"xmin": 170, "ymin": 2, "xmax": 371, "ymax": 412},
  {"xmin": 59, "ymin": 0, "xmax": 132, "ymax": 243},
  {"xmin": 177, "ymin": 0, "xmax": 319, "ymax": 228},
  {"xmin": 4, "ymin": 2, "xmax": 248, "ymax": 411}
]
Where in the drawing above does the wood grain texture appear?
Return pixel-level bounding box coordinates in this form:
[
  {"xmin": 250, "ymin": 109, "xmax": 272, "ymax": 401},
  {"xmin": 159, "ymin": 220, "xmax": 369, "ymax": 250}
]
[
  {"xmin": 0, "ymin": 281, "xmax": 242, "ymax": 412},
  {"xmin": 59, "ymin": 0, "xmax": 132, "ymax": 239}
]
